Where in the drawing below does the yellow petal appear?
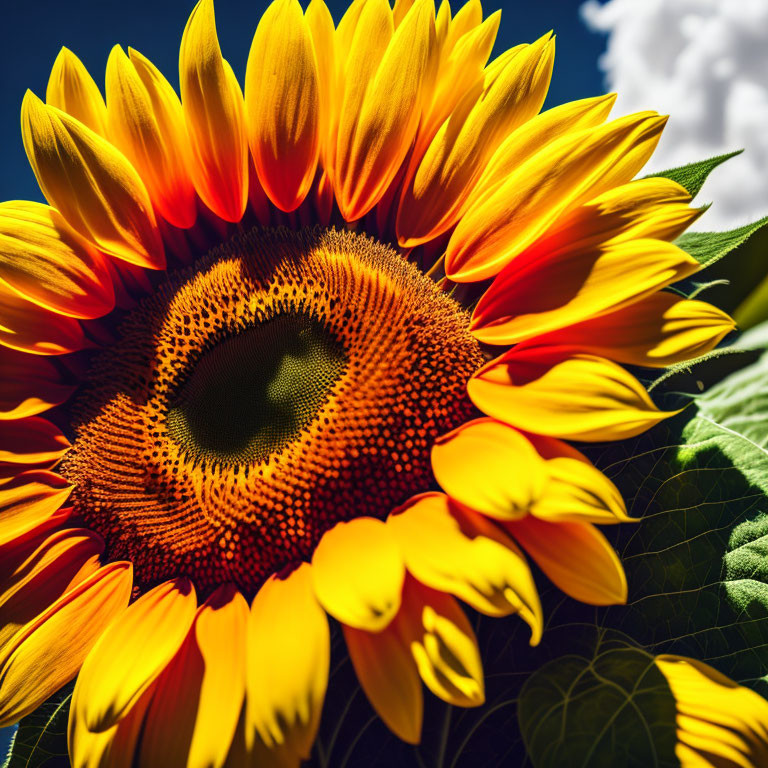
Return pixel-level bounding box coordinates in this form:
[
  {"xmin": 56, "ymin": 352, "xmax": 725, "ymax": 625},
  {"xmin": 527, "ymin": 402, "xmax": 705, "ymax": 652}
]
[
  {"xmin": 0, "ymin": 470, "xmax": 72, "ymax": 548},
  {"xmin": 46, "ymin": 47, "xmax": 108, "ymax": 135},
  {"xmin": 335, "ymin": 0, "xmax": 436, "ymax": 221},
  {"xmin": 398, "ymin": 577, "xmax": 484, "ymax": 707},
  {"xmin": 343, "ymin": 618, "xmax": 423, "ymax": 744},
  {"xmin": 0, "ymin": 562, "xmax": 132, "ymax": 727},
  {"xmin": 446, "ymin": 112, "xmax": 668, "ymax": 281},
  {"xmin": 0, "ymin": 347, "xmax": 75, "ymax": 421},
  {"xmin": 0, "ymin": 528, "xmax": 102, "ymax": 658},
  {"xmin": 305, "ymin": 0, "xmax": 336, "ymax": 170},
  {"xmin": 312, "ymin": 517, "xmax": 405, "ymax": 631},
  {"xmin": 0, "ymin": 201, "xmax": 114, "ymax": 319},
  {"xmin": 105, "ymin": 46, "xmax": 197, "ymax": 229},
  {"xmin": 468, "ymin": 347, "xmax": 675, "ymax": 442},
  {"xmin": 0, "ymin": 282, "xmax": 88, "ymax": 355},
  {"xmin": 21, "ymin": 92, "xmax": 164, "ymax": 269},
  {"xmin": 140, "ymin": 584, "xmax": 248, "ymax": 768},
  {"xmin": 431, "ymin": 418, "xmax": 548, "ymax": 520},
  {"xmin": 534, "ymin": 293, "xmax": 737, "ymax": 368},
  {"xmin": 397, "ymin": 34, "xmax": 555, "ymax": 248},
  {"xmin": 180, "ymin": 0, "xmax": 248, "ymax": 223},
  {"xmin": 388, "ymin": 493, "xmax": 542, "ymax": 641},
  {"xmin": 72, "ymin": 577, "xmax": 197, "ymax": 732},
  {"xmin": 247, "ymin": 563, "xmax": 329, "ymax": 761},
  {"xmin": 655, "ymin": 655, "xmax": 768, "ymax": 768},
  {"xmin": 245, "ymin": 0, "xmax": 320, "ymax": 212},
  {"xmin": 526, "ymin": 434, "xmax": 631, "ymax": 525},
  {"xmin": 468, "ymin": 94, "xmax": 618, "ymax": 207},
  {"xmin": 471, "ymin": 238, "xmax": 699, "ymax": 345},
  {"xmin": 506, "ymin": 516, "xmax": 627, "ymax": 605},
  {"xmin": 0, "ymin": 416, "xmax": 70, "ymax": 466}
]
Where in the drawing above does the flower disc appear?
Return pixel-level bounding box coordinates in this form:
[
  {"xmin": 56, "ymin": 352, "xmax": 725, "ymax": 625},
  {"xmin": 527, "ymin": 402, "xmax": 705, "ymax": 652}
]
[{"xmin": 64, "ymin": 227, "xmax": 484, "ymax": 593}]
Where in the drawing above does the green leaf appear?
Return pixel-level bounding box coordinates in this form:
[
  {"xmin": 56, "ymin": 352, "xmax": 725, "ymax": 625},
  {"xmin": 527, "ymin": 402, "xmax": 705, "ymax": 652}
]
[
  {"xmin": 3, "ymin": 684, "xmax": 72, "ymax": 768},
  {"xmin": 518, "ymin": 631, "xmax": 679, "ymax": 768},
  {"xmin": 648, "ymin": 150, "xmax": 742, "ymax": 197},
  {"xmin": 675, "ymin": 217, "xmax": 768, "ymax": 268}
]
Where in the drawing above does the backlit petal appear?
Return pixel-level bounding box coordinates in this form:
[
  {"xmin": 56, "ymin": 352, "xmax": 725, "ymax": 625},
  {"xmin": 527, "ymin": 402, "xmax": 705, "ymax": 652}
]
[
  {"xmin": 534, "ymin": 293, "xmax": 736, "ymax": 368},
  {"xmin": 0, "ymin": 282, "xmax": 88, "ymax": 355},
  {"xmin": 526, "ymin": 434, "xmax": 630, "ymax": 525},
  {"xmin": 471, "ymin": 239, "xmax": 699, "ymax": 345},
  {"xmin": 46, "ymin": 47, "xmax": 108, "ymax": 135},
  {"xmin": 506, "ymin": 516, "xmax": 627, "ymax": 605},
  {"xmin": 106, "ymin": 46, "xmax": 197, "ymax": 229},
  {"xmin": 0, "ymin": 201, "xmax": 114, "ymax": 319},
  {"xmin": 140, "ymin": 584, "xmax": 248, "ymax": 768},
  {"xmin": 446, "ymin": 112, "xmax": 668, "ymax": 281},
  {"xmin": 72, "ymin": 577, "xmax": 196, "ymax": 732},
  {"xmin": 397, "ymin": 34, "xmax": 555, "ymax": 247},
  {"xmin": 247, "ymin": 564, "xmax": 329, "ymax": 761},
  {"xmin": 335, "ymin": 0, "xmax": 436, "ymax": 221},
  {"xmin": 306, "ymin": 0, "xmax": 336, "ymax": 171},
  {"xmin": 312, "ymin": 517, "xmax": 405, "ymax": 631},
  {"xmin": 388, "ymin": 493, "xmax": 543, "ymax": 641},
  {"xmin": 180, "ymin": 0, "xmax": 248, "ymax": 222},
  {"xmin": 0, "ymin": 347, "xmax": 75, "ymax": 421},
  {"xmin": 246, "ymin": 0, "xmax": 320, "ymax": 212},
  {"xmin": 0, "ymin": 562, "xmax": 132, "ymax": 727},
  {"xmin": 0, "ymin": 470, "xmax": 72, "ymax": 548},
  {"xmin": 397, "ymin": 577, "xmax": 484, "ymax": 707},
  {"xmin": 655, "ymin": 655, "xmax": 768, "ymax": 768},
  {"xmin": 431, "ymin": 418, "xmax": 548, "ymax": 520},
  {"xmin": 0, "ymin": 416, "xmax": 69, "ymax": 467},
  {"xmin": 469, "ymin": 347, "xmax": 675, "ymax": 442}
]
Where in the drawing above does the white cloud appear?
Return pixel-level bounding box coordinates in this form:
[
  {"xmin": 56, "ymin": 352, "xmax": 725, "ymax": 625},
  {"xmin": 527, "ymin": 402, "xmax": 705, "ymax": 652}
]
[{"xmin": 581, "ymin": 0, "xmax": 768, "ymax": 230}]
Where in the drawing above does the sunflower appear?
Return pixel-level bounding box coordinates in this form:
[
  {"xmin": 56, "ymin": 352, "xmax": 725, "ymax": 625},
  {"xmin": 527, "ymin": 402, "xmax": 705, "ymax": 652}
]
[{"xmin": 0, "ymin": 0, "xmax": 737, "ymax": 765}]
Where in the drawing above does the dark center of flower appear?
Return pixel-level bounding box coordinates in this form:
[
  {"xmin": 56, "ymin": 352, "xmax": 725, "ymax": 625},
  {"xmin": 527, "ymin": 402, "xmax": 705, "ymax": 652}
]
[{"xmin": 64, "ymin": 227, "xmax": 484, "ymax": 595}]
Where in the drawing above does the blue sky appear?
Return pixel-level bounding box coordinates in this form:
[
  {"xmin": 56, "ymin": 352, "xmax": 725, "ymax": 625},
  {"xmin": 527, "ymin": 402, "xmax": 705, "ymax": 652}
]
[{"xmin": 0, "ymin": 0, "xmax": 608, "ymax": 203}]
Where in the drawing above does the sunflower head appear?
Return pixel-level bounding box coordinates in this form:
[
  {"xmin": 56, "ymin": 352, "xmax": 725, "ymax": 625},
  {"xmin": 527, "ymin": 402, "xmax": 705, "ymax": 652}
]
[{"xmin": 0, "ymin": 0, "xmax": 737, "ymax": 765}]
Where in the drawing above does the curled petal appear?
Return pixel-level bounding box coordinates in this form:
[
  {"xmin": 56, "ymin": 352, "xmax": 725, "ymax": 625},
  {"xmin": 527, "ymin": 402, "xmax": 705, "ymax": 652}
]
[
  {"xmin": 0, "ymin": 201, "xmax": 114, "ymax": 319},
  {"xmin": 0, "ymin": 416, "xmax": 70, "ymax": 467},
  {"xmin": 72, "ymin": 577, "xmax": 197, "ymax": 732},
  {"xmin": 247, "ymin": 564, "xmax": 329, "ymax": 761},
  {"xmin": 21, "ymin": 91, "xmax": 164, "ymax": 269},
  {"xmin": 388, "ymin": 493, "xmax": 543, "ymax": 641},
  {"xmin": 312, "ymin": 517, "xmax": 405, "ymax": 631},
  {"xmin": 46, "ymin": 47, "xmax": 108, "ymax": 135},
  {"xmin": 468, "ymin": 347, "xmax": 676, "ymax": 442},
  {"xmin": 506, "ymin": 515, "xmax": 627, "ymax": 605},
  {"xmin": 431, "ymin": 418, "xmax": 548, "ymax": 520},
  {"xmin": 180, "ymin": 0, "xmax": 248, "ymax": 223},
  {"xmin": 246, "ymin": 0, "xmax": 320, "ymax": 212}
]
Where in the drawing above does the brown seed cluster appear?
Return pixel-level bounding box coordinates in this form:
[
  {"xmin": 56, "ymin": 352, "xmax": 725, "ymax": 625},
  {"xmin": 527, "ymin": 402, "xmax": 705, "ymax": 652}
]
[{"xmin": 64, "ymin": 228, "xmax": 484, "ymax": 595}]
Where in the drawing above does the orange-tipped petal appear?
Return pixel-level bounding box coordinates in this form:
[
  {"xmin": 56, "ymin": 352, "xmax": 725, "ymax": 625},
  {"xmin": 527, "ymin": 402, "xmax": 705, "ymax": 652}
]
[
  {"xmin": 106, "ymin": 46, "xmax": 197, "ymax": 229},
  {"xmin": 534, "ymin": 293, "xmax": 737, "ymax": 368},
  {"xmin": 306, "ymin": 0, "xmax": 336, "ymax": 172},
  {"xmin": 245, "ymin": 0, "xmax": 321, "ymax": 212},
  {"xmin": 46, "ymin": 47, "xmax": 108, "ymax": 135},
  {"xmin": 0, "ymin": 470, "xmax": 72, "ymax": 548},
  {"xmin": 471, "ymin": 238, "xmax": 699, "ymax": 345},
  {"xmin": 246, "ymin": 563, "xmax": 329, "ymax": 761},
  {"xmin": 0, "ymin": 561, "xmax": 132, "ymax": 727},
  {"xmin": 431, "ymin": 418, "xmax": 548, "ymax": 520},
  {"xmin": 468, "ymin": 347, "xmax": 676, "ymax": 442},
  {"xmin": 180, "ymin": 0, "xmax": 248, "ymax": 222},
  {"xmin": 21, "ymin": 91, "xmax": 165, "ymax": 269},
  {"xmin": 0, "ymin": 416, "xmax": 70, "ymax": 467},
  {"xmin": 335, "ymin": 0, "xmax": 437, "ymax": 221},
  {"xmin": 506, "ymin": 516, "xmax": 627, "ymax": 605},
  {"xmin": 446, "ymin": 112, "xmax": 668, "ymax": 282},
  {"xmin": 72, "ymin": 577, "xmax": 197, "ymax": 732},
  {"xmin": 0, "ymin": 347, "xmax": 75, "ymax": 421},
  {"xmin": 0, "ymin": 201, "xmax": 114, "ymax": 319},
  {"xmin": 388, "ymin": 493, "xmax": 542, "ymax": 641},
  {"xmin": 140, "ymin": 584, "xmax": 248, "ymax": 768}
]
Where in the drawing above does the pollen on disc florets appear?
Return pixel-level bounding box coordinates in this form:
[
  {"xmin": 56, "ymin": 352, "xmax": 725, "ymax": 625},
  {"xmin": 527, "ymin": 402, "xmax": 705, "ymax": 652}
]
[{"xmin": 64, "ymin": 227, "xmax": 485, "ymax": 595}]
